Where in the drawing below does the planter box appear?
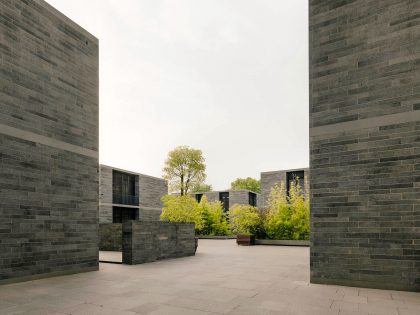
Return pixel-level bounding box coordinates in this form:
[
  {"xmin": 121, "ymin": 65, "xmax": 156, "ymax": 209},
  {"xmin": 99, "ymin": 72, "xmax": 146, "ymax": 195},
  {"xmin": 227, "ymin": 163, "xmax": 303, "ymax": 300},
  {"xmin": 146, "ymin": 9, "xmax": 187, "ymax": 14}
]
[
  {"xmin": 255, "ymin": 239, "xmax": 310, "ymax": 247},
  {"xmin": 236, "ymin": 235, "xmax": 255, "ymax": 246}
]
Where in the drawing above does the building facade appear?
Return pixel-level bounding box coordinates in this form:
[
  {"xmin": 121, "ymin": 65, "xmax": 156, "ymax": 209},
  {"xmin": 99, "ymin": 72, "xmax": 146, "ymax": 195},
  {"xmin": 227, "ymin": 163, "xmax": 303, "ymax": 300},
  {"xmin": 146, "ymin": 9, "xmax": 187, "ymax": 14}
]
[
  {"xmin": 0, "ymin": 0, "xmax": 99, "ymax": 284},
  {"xmin": 99, "ymin": 165, "xmax": 168, "ymax": 223},
  {"xmin": 190, "ymin": 190, "xmax": 261, "ymax": 212},
  {"xmin": 310, "ymin": 0, "xmax": 420, "ymax": 291},
  {"xmin": 260, "ymin": 168, "xmax": 309, "ymax": 208}
]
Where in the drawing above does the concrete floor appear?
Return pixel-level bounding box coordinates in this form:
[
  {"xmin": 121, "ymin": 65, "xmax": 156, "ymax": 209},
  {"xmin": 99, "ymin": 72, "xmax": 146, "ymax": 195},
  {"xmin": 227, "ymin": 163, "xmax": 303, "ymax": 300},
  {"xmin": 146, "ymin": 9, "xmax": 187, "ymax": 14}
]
[
  {"xmin": 0, "ymin": 240, "xmax": 419, "ymax": 315},
  {"xmin": 99, "ymin": 251, "xmax": 122, "ymax": 263}
]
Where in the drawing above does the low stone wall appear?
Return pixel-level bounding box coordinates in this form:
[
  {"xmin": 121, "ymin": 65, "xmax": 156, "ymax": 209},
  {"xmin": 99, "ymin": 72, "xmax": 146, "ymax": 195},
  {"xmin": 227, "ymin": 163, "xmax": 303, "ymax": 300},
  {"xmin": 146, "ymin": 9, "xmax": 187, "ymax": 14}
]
[
  {"xmin": 99, "ymin": 224, "xmax": 122, "ymax": 251},
  {"xmin": 122, "ymin": 221, "xmax": 196, "ymax": 265}
]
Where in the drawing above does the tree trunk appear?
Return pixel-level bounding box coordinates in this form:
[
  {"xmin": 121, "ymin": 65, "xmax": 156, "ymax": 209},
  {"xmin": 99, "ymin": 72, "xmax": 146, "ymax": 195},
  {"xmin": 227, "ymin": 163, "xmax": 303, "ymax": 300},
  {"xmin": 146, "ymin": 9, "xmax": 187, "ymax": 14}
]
[{"xmin": 180, "ymin": 174, "xmax": 184, "ymax": 196}]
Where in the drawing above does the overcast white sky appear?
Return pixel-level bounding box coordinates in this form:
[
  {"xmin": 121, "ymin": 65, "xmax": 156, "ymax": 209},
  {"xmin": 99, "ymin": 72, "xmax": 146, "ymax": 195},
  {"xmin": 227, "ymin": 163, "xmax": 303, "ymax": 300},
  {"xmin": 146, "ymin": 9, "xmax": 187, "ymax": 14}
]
[{"xmin": 46, "ymin": 0, "xmax": 309, "ymax": 190}]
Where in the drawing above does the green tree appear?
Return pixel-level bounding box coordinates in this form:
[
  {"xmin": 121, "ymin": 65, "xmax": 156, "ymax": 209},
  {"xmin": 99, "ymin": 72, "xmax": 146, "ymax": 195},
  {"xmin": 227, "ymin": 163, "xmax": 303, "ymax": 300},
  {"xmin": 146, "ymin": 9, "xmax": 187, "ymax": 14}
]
[
  {"xmin": 230, "ymin": 177, "xmax": 261, "ymax": 193},
  {"xmin": 191, "ymin": 183, "xmax": 212, "ymax": 193},
  {"xmin": 163, "ymin": 146, "xmax": 206, "ymax": 195}
]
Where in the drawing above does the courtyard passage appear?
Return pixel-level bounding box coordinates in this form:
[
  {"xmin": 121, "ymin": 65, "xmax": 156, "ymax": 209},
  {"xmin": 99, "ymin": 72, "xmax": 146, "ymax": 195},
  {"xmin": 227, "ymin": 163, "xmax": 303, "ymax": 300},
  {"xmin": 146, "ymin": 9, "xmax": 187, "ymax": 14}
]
[{"xmin": 0, "ymin": 240, "xmax": 419, "ymax": 315}]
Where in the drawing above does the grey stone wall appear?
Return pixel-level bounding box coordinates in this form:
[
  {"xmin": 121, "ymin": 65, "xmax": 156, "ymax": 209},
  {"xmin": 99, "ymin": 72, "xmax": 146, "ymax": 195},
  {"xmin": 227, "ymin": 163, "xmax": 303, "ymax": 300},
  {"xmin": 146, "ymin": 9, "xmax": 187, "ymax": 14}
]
[
  {"xmin": 0, "ymin": 0, "xmax": 99, "ymax": 284},
  {"xmin": 99, "ymin": 165, "xmax": 113, "ymax": 223},
  {"xmin": 139, "ymin": 173, "xmax": 168, "ymax": 220},
  {"xmin": 122, "ymin": 221, "xmax": 196, "ymax": 264},
  {"xmin": 99, "ymin": 224, "xmax": 122, "ymax": 251},
  {"xmin": 260, "ymin": 169, "xmax": 309, "ymax": 208},
  {"xmin": 310, "ymin": 0, "xmax": 420, "ymax": 291},
  {"xmin": 99, "ymin": 165, "xmax": 167, "ymax": 223},
  {"xmin": 191, "ymin": 190, "xmax": 261, "ymax": 209}
]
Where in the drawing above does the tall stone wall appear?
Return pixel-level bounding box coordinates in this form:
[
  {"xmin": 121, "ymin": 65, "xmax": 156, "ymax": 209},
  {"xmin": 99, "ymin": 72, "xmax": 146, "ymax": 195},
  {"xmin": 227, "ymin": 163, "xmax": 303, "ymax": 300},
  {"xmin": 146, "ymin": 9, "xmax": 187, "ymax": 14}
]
[
  {"xmin": 139, "ymin": 174, "xmax": 167, "ymax": 221},
  {"xmin": 309, "ymin": 0, "xmax": 420, "ymax": 291},
  {"xmin": 99, "ymin": 165, "xmax": 113, "ymax": 223},
  {"xmin": 0, "ymin": 0, "xmax": 99, "ymax": 284}
]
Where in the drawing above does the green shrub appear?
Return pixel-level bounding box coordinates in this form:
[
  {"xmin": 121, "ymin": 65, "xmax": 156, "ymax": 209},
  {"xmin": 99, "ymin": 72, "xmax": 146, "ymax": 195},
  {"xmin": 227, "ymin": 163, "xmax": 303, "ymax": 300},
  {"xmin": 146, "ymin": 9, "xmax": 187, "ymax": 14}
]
[
  {"xmin": 264, "ymin": 180, "xmax": 309, "ymax": 240},
  {"xmin": 160, "ymin": 195, "xmax": 230, "ymax": 235},
  {"xmin": 160, "ymin": 195, "xmax": 203, "ymax": 232},
  {"xmin": 228, "ymin": 204, "xmax": 261, "ymax": 235},
  {"xmin": 197, "ymin": 196, "xmax": 230, "ymax": 236}
]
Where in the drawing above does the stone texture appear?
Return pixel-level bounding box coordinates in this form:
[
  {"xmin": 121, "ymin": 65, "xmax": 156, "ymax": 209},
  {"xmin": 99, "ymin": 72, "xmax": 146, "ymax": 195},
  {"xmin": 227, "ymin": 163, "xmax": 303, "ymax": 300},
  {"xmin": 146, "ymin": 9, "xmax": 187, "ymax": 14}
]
[
  {"xmin": 122, "ymin": 221, "xmax": 196, "ymax": 265},
  {"xmin": 99, "ymin": 165, "xmax": 168, "ymax": 223},
  {"xmin": 139, "ymin": 173, "xmax": 169, "ymax": 221},
  {"xmin": 190, "ymin": 190, "xmax": 261, "ymax": 209},
  {"xmin": 0, "ymin": 240, "xmax": 419, "ymax": 315},
  {"xmin": 260, "ymin": 169, "xmax": 309, "ymax": 208},
  {"xmin": 0, "ymin": 0, "xmax": 99, "ymax": 284},
  {"xmin": 309, "ymin": 0, "xmax": 420, "ymax": 291},
  {"xmin": 99, "ymin": 223, "xmax": 122, "ymax": 251}
]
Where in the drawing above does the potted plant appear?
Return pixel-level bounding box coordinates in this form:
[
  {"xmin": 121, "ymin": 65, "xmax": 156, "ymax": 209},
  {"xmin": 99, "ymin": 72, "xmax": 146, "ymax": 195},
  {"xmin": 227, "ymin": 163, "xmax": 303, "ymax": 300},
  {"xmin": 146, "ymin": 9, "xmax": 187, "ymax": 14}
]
[{"xmin": 228, "ymin": 204, "xmax": 261, "ymax": 246}]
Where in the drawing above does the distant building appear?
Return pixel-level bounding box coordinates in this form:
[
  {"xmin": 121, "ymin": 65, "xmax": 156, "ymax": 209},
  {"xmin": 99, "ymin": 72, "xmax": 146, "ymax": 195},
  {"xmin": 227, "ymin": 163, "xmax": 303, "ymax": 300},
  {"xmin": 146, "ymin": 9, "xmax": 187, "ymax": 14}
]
[
  {"xmin": 99, "ymin": 165, "xmax": 168, "ymax": 223},
  {"xmin": 260, "ymin": 168, "xmax": 309, "ymax": 208},
  {"xmin": 189, "ymin": 190, "xmax": 261, "ymax": 212}
]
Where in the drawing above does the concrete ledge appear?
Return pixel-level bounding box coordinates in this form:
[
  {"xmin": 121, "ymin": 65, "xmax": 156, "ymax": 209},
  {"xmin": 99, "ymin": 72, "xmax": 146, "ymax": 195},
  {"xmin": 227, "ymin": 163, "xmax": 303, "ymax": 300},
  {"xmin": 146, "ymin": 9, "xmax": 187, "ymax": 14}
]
[
  {"xmin": 0, "ymin": 266, "xmax": 99, "ymax": 286},
  {"xmin": 197, "ymin": 236, "xmax": 236, "ymax": 240},
  {"xmin": 255, "ymin": 239, "xmax": 310, "ymax": 246}
]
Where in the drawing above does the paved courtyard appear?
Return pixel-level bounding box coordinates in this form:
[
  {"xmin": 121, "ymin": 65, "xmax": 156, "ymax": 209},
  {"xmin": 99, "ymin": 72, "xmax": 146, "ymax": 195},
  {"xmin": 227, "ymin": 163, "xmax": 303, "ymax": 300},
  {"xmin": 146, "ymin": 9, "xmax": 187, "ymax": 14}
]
[{"xmin": 0, "ymin": 240, "xmax": 419, "ymax": 315}]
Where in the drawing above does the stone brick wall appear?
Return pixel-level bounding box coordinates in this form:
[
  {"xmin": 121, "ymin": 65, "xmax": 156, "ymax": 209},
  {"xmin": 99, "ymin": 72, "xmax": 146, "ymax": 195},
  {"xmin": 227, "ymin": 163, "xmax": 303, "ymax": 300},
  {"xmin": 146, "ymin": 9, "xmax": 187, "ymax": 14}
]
[
  {"xmin": 260, "ymin": 169, "xmax": 309, "ymax": 208},
  {"xmin": 139, "ymin": 173, "xmax": 168, "ymax": 220},
  {"xmin": 191, "ymin": 190, "xmax": 261, "ymax": 209},
  {"xmin": 122, "ymin": 221, "xmax": 196, "ymax": 264},
  {"xmin": 99, "ymin": 165, "xmax": 113, "ymax": 223},
  {"xmin": 99, "ymin": 224, "xmax": 122, "ymax": 251},
  {"xmin": 0, "ymin": 0, "xmax": 99, "ymax": 284},
  {"xmin": 309, "ymin": 0, "xmax": 420, "ymax": 291}
]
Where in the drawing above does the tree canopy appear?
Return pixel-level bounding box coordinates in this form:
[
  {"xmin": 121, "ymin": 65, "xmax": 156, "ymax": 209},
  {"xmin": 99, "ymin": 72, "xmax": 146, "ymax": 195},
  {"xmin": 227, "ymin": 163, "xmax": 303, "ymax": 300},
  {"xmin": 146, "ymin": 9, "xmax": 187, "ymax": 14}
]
[
  {"xmin": 162, "ymin": 145, "xmax": 206, "ymax": 195},
  {"xmin": 230, "ymin": 177, "xmax": 261, "ymax": 193},
  {"xmin": 191, "ymin": 183, "xmax": 212, "ymax": 193}
]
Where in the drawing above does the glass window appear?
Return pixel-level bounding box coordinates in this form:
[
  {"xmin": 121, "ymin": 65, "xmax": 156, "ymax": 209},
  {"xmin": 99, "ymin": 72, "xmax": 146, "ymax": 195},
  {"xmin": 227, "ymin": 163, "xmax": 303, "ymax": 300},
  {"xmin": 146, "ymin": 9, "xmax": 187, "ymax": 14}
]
[
  {"xmin": 112, "ymin": 171, "xmax": 138, "ymax": 205},
  {"xmin": 195, "ymin": 194, "xmax": 203, "ymax": 203},
  {"xmin": 286, "ymin": 171, "xmax": 304, "ymax": 195},
  {"xmin": 112, "ymin": 207, "xmax": 138, "ymax": 223},
  {"xmin": 219, "ymin": 192, "xmax": 229, "ymax": 212},
  {"xmin": 249, "ymin": 192, "xmax": 257, "ymax": 207}
]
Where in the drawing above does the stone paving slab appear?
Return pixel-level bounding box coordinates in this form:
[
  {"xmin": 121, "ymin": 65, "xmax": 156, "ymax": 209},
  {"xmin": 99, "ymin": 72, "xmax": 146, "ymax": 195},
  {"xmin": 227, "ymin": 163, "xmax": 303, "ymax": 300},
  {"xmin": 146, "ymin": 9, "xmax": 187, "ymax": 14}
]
[
  {"xmin": 0, "ymin": 240, "xmax": 419, "ymax": 314},
  {"xmin": 99, "ymin": 251, "xmax": 123, "ymax": 263}
]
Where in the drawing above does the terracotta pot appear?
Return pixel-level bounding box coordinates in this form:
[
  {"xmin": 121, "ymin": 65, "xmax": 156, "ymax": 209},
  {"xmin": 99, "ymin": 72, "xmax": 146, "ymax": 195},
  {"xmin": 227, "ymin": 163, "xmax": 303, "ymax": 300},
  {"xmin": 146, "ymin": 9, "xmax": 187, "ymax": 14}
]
[{"xmin": 236, "ymin": 234, "xmax": 255, "ymax": 246}]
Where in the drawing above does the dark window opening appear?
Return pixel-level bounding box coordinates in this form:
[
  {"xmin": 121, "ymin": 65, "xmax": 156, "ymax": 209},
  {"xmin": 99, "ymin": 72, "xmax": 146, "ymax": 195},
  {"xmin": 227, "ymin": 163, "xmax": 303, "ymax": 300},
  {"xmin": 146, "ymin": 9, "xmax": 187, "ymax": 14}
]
[
  {"xmin": 219, "ymin": 192, "xmax": 229, "ymax": 212},
  {"xmin": 249, "ymin": 192, "xmax": 257, "ymax": 207},
  {"xmin": 112, "ymin": 207, "xmax": 139, "ymax": 223},
  {"xmin": 195, "ymin": 193, "xmax": 203, "ymax": 203},
  {"xmin": 112, "ymin": 170, "xmax": 139, "ymax": 205},
  {"xmin": 286, "ymin": 171, "xmax": 304, "ymax": 195}
]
